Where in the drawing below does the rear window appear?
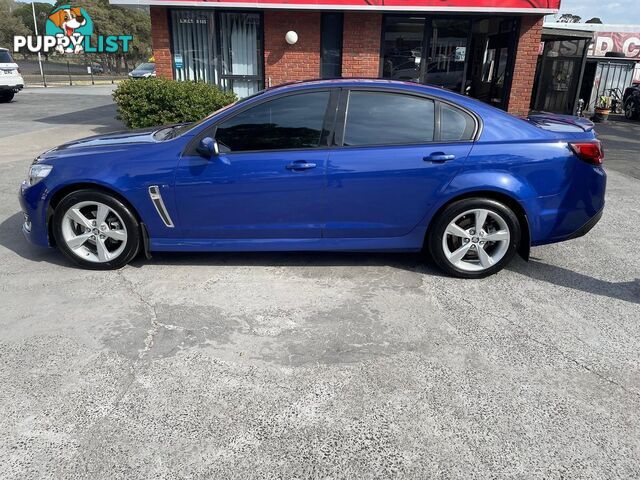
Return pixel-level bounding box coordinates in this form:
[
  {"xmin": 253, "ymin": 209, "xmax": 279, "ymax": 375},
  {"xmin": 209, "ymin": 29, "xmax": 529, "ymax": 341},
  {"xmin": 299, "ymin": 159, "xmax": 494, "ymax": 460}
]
[
  {"xmin": 0, "ymin": 51, "xmax": 14, "ymax": 63},
  {"xmin": 343, "ymin": 91, "xmax": 435, "ymax": 146}
]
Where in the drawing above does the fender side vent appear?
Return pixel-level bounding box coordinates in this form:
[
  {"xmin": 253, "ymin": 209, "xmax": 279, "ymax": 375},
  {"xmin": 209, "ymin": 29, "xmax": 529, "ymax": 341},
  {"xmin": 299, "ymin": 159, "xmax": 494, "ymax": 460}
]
[{"xmin": 148, "ymin": 185, "xmax": 174, "ymax": 228}]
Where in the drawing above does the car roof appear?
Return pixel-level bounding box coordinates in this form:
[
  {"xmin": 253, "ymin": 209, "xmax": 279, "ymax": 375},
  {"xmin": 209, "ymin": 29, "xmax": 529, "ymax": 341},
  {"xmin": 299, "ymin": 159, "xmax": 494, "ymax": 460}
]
[
  {"xmin": 0, "ymin": 47, "xmax": 8, "ymax": 52},
  {"xmin": 267, "ymin": 78, "xmax": 442, "ymax": 94},
  {"xmin": 263, "ymin": 78, "xmax": 488, "ymax": 109}
]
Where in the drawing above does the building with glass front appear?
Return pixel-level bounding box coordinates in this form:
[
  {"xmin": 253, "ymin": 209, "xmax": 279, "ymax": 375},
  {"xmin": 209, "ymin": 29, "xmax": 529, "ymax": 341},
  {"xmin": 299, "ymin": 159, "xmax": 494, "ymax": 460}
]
[{"xmin": 110, "ymin": 0, "xmax": 561, "ymax": 117}]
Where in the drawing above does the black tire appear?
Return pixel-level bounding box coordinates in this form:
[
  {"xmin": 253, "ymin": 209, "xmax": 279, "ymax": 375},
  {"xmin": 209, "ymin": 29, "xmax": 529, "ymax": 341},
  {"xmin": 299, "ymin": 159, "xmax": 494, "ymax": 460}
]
[
  {"xmin": 52, "ymin": 189, "xmax": 141, "ymax": 270},
  {"xmin": 428, "ymin": 198, "xmax": 521, "ymax": 279},
  {"xmin": 625, "ymin": 101, "xmax": 639, "ymax": 120},
  {"xmin": 0, "ymin": 91, "xmax": 15, "ymax": 103}
]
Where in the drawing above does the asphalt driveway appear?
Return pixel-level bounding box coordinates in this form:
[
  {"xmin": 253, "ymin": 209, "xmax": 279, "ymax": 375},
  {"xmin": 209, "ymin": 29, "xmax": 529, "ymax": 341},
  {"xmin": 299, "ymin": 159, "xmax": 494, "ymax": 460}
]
[{"xmin": 0, "ymin": 87, "xmax": 639, "ymax": 479}]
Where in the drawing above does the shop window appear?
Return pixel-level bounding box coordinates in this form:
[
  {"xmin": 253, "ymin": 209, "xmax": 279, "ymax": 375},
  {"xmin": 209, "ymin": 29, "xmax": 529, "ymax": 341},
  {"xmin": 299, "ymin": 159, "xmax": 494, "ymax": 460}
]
[
  {"xmin": 170, "ymin": 10, "xmax": 217, "ymax": 84},
  {"xmin": 170, "ymin": 10, "xmax": 263, "ymax": 98},
  {"xmin": 381, "ymin": 16, "xmax": 425, "ymax": 82},
  {"xmin": 343, "ymin": 91, "xmax": 435, "ymax": 146},
  {"xmin": 424, "ymin": 19, "xmax": 470, "ymax": 92},
  {"xmin": 321, "ymin": 13, "xmax": 343, "ymax": 79},
  {"xmin": 215, "ymin": 91, "xmax": 330, "ymax": 152}
]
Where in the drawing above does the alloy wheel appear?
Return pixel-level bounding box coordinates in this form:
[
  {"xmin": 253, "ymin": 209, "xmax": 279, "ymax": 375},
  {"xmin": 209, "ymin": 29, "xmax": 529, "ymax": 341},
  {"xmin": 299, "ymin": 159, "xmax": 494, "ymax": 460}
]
[
  {"xmin": 60, "ymin": 201, "xmax": 128, "ymax": 263},
  {"xmin": 441, "ymin": 208, "xmax": 511, "ymax": 272}
]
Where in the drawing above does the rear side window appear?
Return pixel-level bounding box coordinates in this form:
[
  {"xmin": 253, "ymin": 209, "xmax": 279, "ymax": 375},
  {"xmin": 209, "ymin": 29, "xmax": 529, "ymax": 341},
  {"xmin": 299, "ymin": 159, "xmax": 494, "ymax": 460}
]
[
  {"xmin": 440, "ymin": 104, "xmax": 476, "ymax": 141},
  {"xmin": 215, "ymin": 91, "xmax": 330, "ymax": 152},
  {"xmin": 343, "ymin": 91, "xmax": 435, "ymax": 146},
  {"xmin": 0, "ymin": 51, "xmax": 14, "ymax": 63}
]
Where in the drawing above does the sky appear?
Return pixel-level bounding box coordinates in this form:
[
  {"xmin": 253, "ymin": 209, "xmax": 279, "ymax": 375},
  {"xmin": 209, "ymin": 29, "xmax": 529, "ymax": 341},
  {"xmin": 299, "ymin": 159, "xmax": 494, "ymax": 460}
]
[{"xmin": 553, "ymin": 0, "xmax": 640, "ymax": 25}]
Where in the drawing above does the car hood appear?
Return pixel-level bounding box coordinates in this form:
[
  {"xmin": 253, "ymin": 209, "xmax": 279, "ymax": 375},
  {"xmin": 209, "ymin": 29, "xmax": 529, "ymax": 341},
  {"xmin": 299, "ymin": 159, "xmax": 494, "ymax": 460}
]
[{"xmin": 46, "ymin": 128, "xmax": 159, "ymax": 154}]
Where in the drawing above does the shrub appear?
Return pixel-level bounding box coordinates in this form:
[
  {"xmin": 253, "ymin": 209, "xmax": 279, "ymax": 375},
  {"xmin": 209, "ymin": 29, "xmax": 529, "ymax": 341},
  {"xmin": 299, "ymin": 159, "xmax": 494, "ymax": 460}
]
[{"xmin": 113, "ymin": 78, "xmax": 237, "ymax": 129}]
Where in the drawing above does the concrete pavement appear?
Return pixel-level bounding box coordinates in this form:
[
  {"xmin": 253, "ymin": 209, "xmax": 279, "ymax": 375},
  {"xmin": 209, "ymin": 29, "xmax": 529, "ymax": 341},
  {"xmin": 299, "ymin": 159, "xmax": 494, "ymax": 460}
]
[{"xmin": 1, "ymin": 86, "xmax": 639, "ymax": 479}]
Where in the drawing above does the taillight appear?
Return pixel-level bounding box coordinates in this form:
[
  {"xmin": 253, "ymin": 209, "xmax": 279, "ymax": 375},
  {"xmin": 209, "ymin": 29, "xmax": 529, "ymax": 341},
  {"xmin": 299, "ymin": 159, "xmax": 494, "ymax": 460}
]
[{"xmin": 569, "ymin": 141, "xmax": 604, "ymax": 165}]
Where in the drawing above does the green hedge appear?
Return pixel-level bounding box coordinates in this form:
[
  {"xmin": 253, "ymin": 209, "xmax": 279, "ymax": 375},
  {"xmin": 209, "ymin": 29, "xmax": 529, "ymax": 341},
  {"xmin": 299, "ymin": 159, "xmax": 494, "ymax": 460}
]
[{"xmin": 113, "ymin": 79, "xmax": 237, "ymax": 129}]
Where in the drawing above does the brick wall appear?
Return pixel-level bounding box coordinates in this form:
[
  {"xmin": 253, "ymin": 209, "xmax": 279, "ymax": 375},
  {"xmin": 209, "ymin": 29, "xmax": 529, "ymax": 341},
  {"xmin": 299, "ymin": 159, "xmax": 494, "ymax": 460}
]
[
  {"xmin": 264, "ymin": 11, "xmax": 321, "ymax": 87},
  {"xmin": 342, "ymin": 13, "xmax": 382, "ymax": 77},
  {"xmin": 507, "ymin": 15, "xmax": 543, "ymax": 117},
  {"xmin": 150, "ymin": 7, "xmax": 173, "ymax": 80}
]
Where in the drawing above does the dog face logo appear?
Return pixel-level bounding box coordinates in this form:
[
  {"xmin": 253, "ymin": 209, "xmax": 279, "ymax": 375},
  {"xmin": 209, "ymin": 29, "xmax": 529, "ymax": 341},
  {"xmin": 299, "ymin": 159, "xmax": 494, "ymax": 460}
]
[
  {"xmin": 48, "ymin": 7, "xmax": 86, "ymax": 36},
  {"xmin": 45, "ymin": 5, "xmax": 93, "ymax": 53}
]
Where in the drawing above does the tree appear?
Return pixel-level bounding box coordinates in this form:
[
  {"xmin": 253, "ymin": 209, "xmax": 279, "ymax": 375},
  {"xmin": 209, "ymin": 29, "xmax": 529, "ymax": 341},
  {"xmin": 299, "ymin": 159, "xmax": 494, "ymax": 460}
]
[
  {"xmin": 12, "ymin": 2, "xmax": 51, "ymax": 36},
  {"xmin": 0, "ymin": 2, "xmax": 30, "ymax": 47},
  {"xmin": 558, "ymin": 13, "xmax": 582, "ymax": 23},
  {"xmin": 585, "ymin": 17, "xmax": 603, "ymax": 24}
]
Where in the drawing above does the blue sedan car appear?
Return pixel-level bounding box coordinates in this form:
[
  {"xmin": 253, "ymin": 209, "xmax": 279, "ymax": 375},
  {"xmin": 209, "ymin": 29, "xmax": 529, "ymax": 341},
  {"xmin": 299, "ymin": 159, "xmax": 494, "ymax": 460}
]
[{"xmin": 19, "ymin": 79, "xmax": 606, "ymax": 278}]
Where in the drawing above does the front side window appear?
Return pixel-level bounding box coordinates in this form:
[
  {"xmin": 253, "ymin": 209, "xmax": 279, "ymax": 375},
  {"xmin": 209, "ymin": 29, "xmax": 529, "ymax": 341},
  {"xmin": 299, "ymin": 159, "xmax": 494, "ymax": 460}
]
[
  {"xmin": 343, "ymin": 91, "xmax": 435, "ymax": 146},
  {"xmin": 215, "ymin": 91, "xmax": 330, "ymax": 152}
]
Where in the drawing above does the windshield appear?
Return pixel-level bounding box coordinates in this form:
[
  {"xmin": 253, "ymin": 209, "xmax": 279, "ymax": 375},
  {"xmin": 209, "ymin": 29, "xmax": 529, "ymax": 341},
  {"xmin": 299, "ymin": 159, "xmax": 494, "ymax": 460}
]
[
  {"xmin": 155, "ymin": 89, "xmax": 268, "ymax": 140},
  {"xmin": 133, "ymin": 63, "xmax": 155, "ymax": 72},
  {"xmin": 0, "ymin": 51, "xmax": 14, "ymax": 63}
]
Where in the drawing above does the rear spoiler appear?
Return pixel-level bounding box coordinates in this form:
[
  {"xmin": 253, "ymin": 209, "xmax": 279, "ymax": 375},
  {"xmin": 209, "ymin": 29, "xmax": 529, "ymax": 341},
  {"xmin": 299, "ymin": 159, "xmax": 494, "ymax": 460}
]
[{"xmin": 527, "ymin": 112, "xmax": 594, "ymax": 133}]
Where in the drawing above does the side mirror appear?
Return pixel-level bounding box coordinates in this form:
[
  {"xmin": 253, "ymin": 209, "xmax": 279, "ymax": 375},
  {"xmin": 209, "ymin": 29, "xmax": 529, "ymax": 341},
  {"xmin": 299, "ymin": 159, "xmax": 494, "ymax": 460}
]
[{"xmin": 196, "ymin": 137, "xmax": 220, "ymax": 158}]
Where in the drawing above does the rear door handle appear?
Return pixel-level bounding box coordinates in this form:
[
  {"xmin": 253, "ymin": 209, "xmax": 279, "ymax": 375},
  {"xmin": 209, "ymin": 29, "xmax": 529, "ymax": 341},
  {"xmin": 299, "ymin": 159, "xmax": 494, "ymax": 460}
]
[
  {"xmin": 286, "ymin": 161, "xmax": 317, "ymax": 171},
  {"xmin": 424, "ymin": 152, "xmax": 456, "ymax": 163}
]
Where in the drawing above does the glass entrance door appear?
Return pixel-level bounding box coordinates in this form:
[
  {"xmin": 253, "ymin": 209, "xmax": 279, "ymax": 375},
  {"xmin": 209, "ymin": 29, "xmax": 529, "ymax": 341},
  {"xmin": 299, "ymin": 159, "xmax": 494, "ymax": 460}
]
[
  {"xmin": 218, "ymin": 12, "xmax": 262, "ymax": 97},
  {"xmin": 381, "ymin": 15, "xmax": 518, "ymax": 110}
]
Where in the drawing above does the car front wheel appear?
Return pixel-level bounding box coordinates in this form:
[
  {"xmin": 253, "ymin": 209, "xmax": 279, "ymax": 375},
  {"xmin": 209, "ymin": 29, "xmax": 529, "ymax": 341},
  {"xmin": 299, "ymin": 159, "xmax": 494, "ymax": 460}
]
[
  {"xmin": 429, "ymin": 198, "xmax": 520, "ymax": 278},
  {"xmin": 52, "ymin": 190, "xmax": 141, "ymax": 269},
  {"xmin": 625, "ymin": 102, "xmax": 638, "ymax": 120}
]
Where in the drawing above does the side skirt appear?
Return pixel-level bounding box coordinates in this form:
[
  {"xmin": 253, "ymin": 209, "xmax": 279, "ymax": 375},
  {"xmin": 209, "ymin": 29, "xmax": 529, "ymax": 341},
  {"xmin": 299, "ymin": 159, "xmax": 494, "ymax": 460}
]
[{"xmin": 148, "ymin": 228, "xmax": 428, "ymax": 253}]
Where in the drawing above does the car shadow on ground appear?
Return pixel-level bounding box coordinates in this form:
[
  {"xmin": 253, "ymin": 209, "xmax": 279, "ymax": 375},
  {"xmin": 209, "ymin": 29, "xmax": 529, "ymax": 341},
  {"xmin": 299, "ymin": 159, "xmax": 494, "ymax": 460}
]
[
  {"xmin": 0, "ymin": 212, "xmax": 70, "ymax": 268},
  {"xmin": 2, "ymin": 210, "xmax": 638, "ymax": 303},
  {"xmin": 133, "ymin": 250, "xmax": 439, "ymax": 275},
  {"xmin": 0, "ymin": 211, "xmax": 442, "ymax": 275},
  {"xmin": 509, "ymin": 258, "xmax": 640, "ymax": 305}
]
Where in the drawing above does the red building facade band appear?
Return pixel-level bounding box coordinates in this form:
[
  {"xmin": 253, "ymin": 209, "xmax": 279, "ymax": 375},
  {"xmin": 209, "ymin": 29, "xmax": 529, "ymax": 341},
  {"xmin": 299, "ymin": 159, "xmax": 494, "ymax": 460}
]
[{"xmin": 113, "ymin": 0, "xmax": 557, "ymax": 116}]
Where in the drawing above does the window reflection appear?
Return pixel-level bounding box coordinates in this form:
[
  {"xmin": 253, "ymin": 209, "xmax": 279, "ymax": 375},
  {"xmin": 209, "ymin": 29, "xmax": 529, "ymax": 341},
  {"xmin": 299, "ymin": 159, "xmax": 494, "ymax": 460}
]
[
  {"xmin": 216, "ymin": 92, "xmax": 330, "ymax": 152},
  {"xmin": 344, "ymin": 92, "xmax": 435, "ymax": 146}
]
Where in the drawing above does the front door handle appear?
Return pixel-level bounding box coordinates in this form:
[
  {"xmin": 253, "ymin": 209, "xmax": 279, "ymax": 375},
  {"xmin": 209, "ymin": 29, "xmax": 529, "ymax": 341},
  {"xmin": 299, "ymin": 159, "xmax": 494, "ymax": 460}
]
[
  {"xmin": 286, "ymin": 161, "xmax": 317, "ymax": 171},
  {"xmin": 424, "ymin": 152, "xmax": 456, "ymax": 163}
]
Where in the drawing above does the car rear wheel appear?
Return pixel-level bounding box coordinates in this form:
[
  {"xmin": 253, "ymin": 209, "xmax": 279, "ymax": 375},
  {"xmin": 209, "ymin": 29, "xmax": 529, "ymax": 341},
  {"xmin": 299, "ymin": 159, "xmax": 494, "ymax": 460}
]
[
  {"xmin": 625, "ymin": 102, "xmax": 638, "ymax": 120},
  {"xmin": 52, "ymin": 190, "xmax": 141, "ymax": 270},
  {"xmin": 428, "ymin": 198, "xmax": 520, "ymax": 278},
  {"xmin": 0, "ymin": 91, "xmax": 14, "ymax": 103}
]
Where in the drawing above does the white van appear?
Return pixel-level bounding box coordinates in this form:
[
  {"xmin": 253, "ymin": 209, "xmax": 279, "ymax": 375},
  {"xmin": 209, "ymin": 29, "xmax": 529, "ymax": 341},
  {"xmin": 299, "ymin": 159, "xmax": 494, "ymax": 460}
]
[{"xmin": 0, "ymin": 48, "xmax": 24, "ymax": 103}]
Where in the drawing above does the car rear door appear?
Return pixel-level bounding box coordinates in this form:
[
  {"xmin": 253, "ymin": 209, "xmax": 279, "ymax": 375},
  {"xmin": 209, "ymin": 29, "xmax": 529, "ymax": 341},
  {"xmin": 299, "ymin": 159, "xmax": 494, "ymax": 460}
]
[
  {"xmin": 174, "ymin": 89, "xmax": 337, "ymax": 239},
  {"xmin": 324, "ymin": 89, "xmax": 476, "ymax": 238}
]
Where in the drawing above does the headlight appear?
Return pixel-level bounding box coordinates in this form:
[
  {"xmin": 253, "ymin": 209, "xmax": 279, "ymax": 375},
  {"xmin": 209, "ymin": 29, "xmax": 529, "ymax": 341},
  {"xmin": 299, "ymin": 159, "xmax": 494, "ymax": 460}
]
[{"xmin": 28, "ymin": 164, "xmax": 53, "ymax": 186}]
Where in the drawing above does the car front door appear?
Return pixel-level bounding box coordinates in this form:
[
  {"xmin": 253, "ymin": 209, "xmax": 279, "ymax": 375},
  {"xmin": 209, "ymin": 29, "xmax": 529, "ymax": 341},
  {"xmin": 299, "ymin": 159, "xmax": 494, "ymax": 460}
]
[
  {"xmin": 324, "ymin": 89, "xmax": 476, "ymax": 238},
  {"xmin": 175, "ymin": 89, "xmax": 335, "ymax": 239}
]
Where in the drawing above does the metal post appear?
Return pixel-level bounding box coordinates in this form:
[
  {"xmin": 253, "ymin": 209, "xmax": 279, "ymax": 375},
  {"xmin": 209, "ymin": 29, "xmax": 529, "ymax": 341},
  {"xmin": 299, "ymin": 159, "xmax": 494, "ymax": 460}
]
[
  {"xmin": 67, "ymin": 61, "xmax": 72, "ymax": 86},
  {"xmin": 32, "ymin": 1, "xmax": 46, "ymax": 87}
]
